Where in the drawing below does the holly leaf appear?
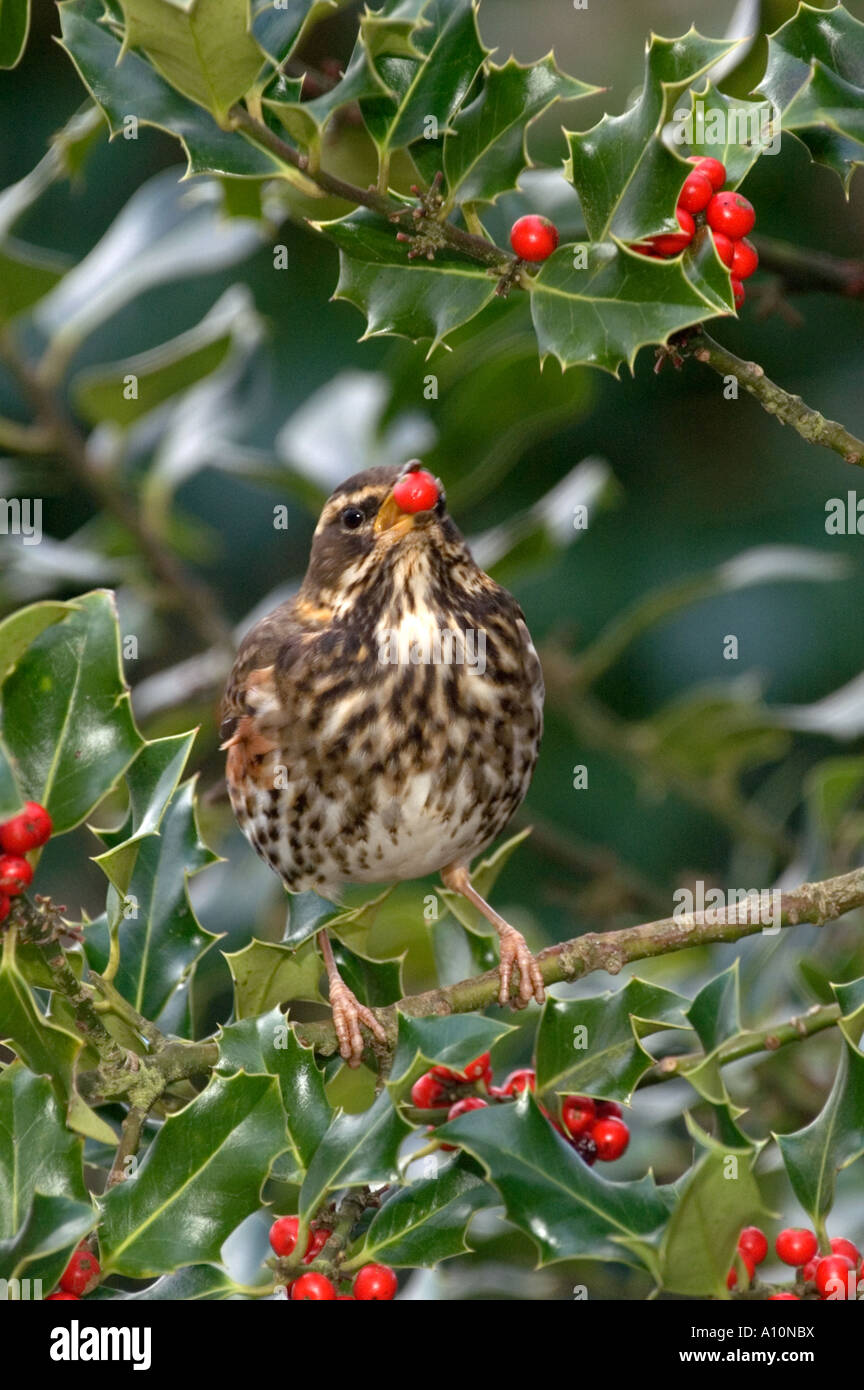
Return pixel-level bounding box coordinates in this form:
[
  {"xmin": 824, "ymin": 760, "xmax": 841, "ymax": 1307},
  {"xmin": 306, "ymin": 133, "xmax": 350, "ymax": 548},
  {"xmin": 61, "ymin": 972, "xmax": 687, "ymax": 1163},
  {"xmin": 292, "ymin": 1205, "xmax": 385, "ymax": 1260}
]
[
  {"xmin": 0, "ymin": 239, "xmax": 65, "ymax": 323},
  {"xmin": 359, "ymin": 0, "xmax": 430, "ymax": 64},
  {"xmin": 250, "ymin": 0, "xmax": 335, "ymax": 65},
  {"xmin": 0, "ymin": 1192, "xmax": 97, "ymax": 1288},
  {"xmin": 0, "ymin": 590, "xmax": 143, "ymax": 834},
  {"xmin": 299, "ymin": 1088, "xmax": 412, "ymax": 1220},
  {"xmin": 776, "ymin": 1037, "xmax": 864, "ymax": 1222},
  {"xmin": 117, "ymin": 0, "xmax": 265, "ymax": 122},
  {"xmin": 58, "ymin": 2, "xmax": 281, "ymax": 178},
  {"xmin": 390, "ymin": 1012, "xmax": 514, "ymax": 1089},
  {"xmin": 217, "ymin": 1008, "xmax": 332, "ymax": 1169},
  {"xmin": 566, "ymin": 29, "xmax": 738, "ymax": 243},
  {"xmin": 415, "ymin": 55, "xmax": 600, "ymax": 207},
  {"xmin": 264, "ymin": 42, "xmax": 390, "ymax": 157},
  {"xmin": 834, "ymin": 976, "xmax": 864, "ymax": 1049},
  {"xmin": 658, "ymin": 1118, "xmax": 767, "ymax": 1297},
  {"xmin": 100, "ymin": 1073, "xmax": 287, "ymax": 1277},
  {"xmin": 758, "ymin": 3, "xmax": 864, "ymax": 192},
  {"xmin": 528, "ymin": 237, "xmax": 733, "ymax": 377},
  {"xmin": 435, "ymin": 827, "xmax": 532, "ymax": 937},
  {"xmin": 680, "ymin": 963, "xmax": 741, "ymax": 1105},
  {"xmin": 224, "ymin": 936, "xmax": 325, "ymax": 1017},
  {"xmin": 320, "ymin": 208, "xmax": 499, "ymax": 352},
  {"xmin": 0, "ymin": 0, "xmax": 30, "ymax": 69},
  {"xmin": 437, "ymin": 1092, "xmax": 669, "ymax": 1269},
  {"xmin": 0, "ymin": 1065, "xmax": 89, "ymax": 1245},
  {"xmin": 682, "ymin": 83, "xmax": 779, "ymax": 188},
  {"xmin": 535, "ymin": 978, "xmax": 690, "ymax": 1101},
  {"xmin": 0, "ymin": 601, "xmax": 77, "ymax": 818},
  {"xmin": 124, "ymin": 1261, "xmax": 259, "ymax": 1299},
  {"xmin": 347, "ymin": 1162, "xmax": 491, "ymax": 1267},
  {"xmin": 332, "ymin": 941, "xmax": 404, "ymax": 1007}
]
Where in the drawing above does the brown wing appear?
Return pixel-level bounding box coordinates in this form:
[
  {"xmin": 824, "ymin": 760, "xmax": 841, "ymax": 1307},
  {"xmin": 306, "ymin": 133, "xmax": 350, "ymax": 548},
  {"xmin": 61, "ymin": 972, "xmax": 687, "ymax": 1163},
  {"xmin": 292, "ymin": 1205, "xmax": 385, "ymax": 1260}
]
[{"xmin": 220, "ymin": 599, "xmax": 312, "ymax": 787}]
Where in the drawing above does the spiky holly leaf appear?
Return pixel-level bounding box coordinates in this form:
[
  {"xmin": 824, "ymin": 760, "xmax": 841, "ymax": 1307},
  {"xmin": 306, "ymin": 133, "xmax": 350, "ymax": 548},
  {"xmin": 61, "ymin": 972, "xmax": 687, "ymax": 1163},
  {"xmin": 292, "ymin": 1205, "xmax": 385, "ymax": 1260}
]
[
  {"xmin": 345, "ymin": 1162, "xmax": 492, "ymax": 1267},
  {"xmin": 1, "ymin": 590, "xmax": 143, "ymax": 834},
  {"xmin": 251, "ymin": 0, "xmax": 335, "ymax": 65},
  {"xmin": 758, "ymin": 2, "xmax": 864, "ymax": 192},
  {"xmin": 834, "ymin": 975, "xmax": 864, "ymax": 1047},
  {"xmin": 682, "ymin": 82, "xmax": 778, "ymax": 188},
  {"xmin": 224, "ymin": 936, "xmax": 325, "ymax": 1017},
  {"xmin": 528, "ymin": 237, "xmax": 733, "ymax": 377},
  {"xmin": 124, "ymin": 1262, "xmax": 260, "ymax": 1299},
  {"xmin": 0, "ymin": 1065, "xmax": 89, "ymax": 1247},
  {"xmin": 359, "ymin": 0, "xmax": 486, "ymax": 165},
  {"xmin": 0, "ymin": 1192, "xmax": 97, "ymax": 1288},
  {"xmin": 100, "ymin": 1073, "xmax": 287, "ymax": 1277},
  {"xmin": 58, "ymin": 1, "xmax": 280, "ymax": 178},
  {"xmin": 0, "ymin": 600, "xmax": 76, "ymax": 818},
  {"xmin": 359, "ymin": 0, "xmax": 430, "ymax": 63},
  {"xmin": 776, "ymin": 1037, "xmax": 864, "ymax": 1222},
  {"xmin": 438, "ymin": 1092, "xmax": 669, "ymax": 1269},
  {"xmin": 535, "ymin": 978, "xmax": 690, "ymax": 1102},
  {"xmin": 320, "ymin": 209, "xmax": 500, "ymax": 352},
  {"xmin": 566, "ymin": 29, "xmax": 738, "ymax": 243},
  {"xmin": 299, "ymin": 1088, "xmax": 412, "ymax": 1219},
  {"xmin": 389, "ymin": 1013, "xmax": 514, "ymax": 1091},
  {"xmin": 263, "ymin": 43, "xmax": 390, "ymax": 159},
  {"xmin": 413, "ymin": 55, "xmax": 600, "ymax": 207},
  {"xmin": 680, "ymin": 963, "xmax": 741, "ymax": 1105},
  {"xmin": 116, "ymin": 0, "xmax": 265, "ymax": 122}
]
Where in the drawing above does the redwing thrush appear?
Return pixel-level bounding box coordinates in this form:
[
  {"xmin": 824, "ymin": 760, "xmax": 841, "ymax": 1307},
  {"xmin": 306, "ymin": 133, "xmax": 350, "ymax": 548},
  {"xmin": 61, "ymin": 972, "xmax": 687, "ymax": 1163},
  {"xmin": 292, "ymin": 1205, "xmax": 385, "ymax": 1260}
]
[{"xmin": 221, "ymin": 462, "xmax": 545, "ymax": 1065}]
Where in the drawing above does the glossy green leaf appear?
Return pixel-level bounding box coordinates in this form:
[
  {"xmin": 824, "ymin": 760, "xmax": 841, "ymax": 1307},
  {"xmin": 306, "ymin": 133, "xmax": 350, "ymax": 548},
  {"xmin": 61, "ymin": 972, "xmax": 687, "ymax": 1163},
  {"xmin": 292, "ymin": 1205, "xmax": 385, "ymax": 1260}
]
[
  {"xmin": 683, "ymin": 83, "xmax": 778, "ymax": 187},
  {"xmin": 251, "ymin": 0, "xmax": 335, "ymax": 64},
  {"xmin": 776, "ymin": 1037, "xmax": 864, "ymax": 1222},
  {"xmin": 438, "ymin": 1093, "xmax": 669, "ymax": 1268},
  {"xmin": 535, "ymin": 978, "xmax": 690, "ymax": 1101},
  {"xmin": 758, "ymin": 3, "xmax": 864, "ymax": 191},
  {"xmin": 299, "ymin": 1088, "xmax": 412, "ymax": 1219},
  {"xmin": 264, "ymin": 43, "xmax": 389, "ymax": 155},
  {"xmin": 0, "ymin": 0, "xmax": 29, "ymax": 68},
  {"xmin": 417, "ymin": 56, "xmax": 598, "ymax": 207},
  {"xmin": 224, "ymin": 936, "xmax": 324, "ymax": 1017},
  {"xmin": 359, "ymin": 0, "xmax": 429, "ymax": 63},
  {"xmin": 0, "ymin": 602, "xmax": 77, "ymax": 817},
  {"xmin": 59, "ymin": 2, "xmax": 280, "ymax": 178},
  {"xmin": 217, "ymin": 1007, "xmax": 332, "ymax": 1168},
  {"xmin": 0, "ymin": 239, "xmax": 65, "ymax": 323},
  {"xmin": 1, "ymin": 590, "xmax": 142, "ymax": 834},
  {"xmin": 436, "ymin": 827, "xmax": 532, "ymax": 937},
  {"xmin": 0, "ymin": 1192, "xmax": 96, "ymax": 1288},
  {"xmin": 0, "ymin": 1065, "xmax": 88, "ymax": 1242},
  {"xmin": 322, "ymin": 208, "xmax": 499, "ymax": 351},
  {"xmin": 100, "ymin": 1073, "xmax": 287, "ymax": 1277},
  {"xmin": 528, "ymin": 237, "xmax": 733, "ymax": 377},
  {"xmin": 118, "ymin": 0, "xmax": 265, "ymax": 121},
  {"xmin": 347, "ymin": 1162, "xmax": 491, "ymax": 1267},
  {"xmin": 658, "ymin": 1121, "xmax": 766, "ymax": 1297},
  {"xmin": 681, "ymin": 963, "xmax": 741, "ymax": 1105},
  {"xmin": 566, "ymin": 29, "xmax": 738, "ymax": 242},
  {"xmin": 834, "ymin": 976, "xmax": 864, "ymax": 1048},
  {"xmin": 124, "ymin": 1262, "xmax": 261, "ymax": 1298},
  {"xmin": 332, "ymin": 941, "xmax": 404, "ymax": 1007},
  {"xmin": 390, "ymin": 1012, "xmax": 514, "ymax": 1086}
]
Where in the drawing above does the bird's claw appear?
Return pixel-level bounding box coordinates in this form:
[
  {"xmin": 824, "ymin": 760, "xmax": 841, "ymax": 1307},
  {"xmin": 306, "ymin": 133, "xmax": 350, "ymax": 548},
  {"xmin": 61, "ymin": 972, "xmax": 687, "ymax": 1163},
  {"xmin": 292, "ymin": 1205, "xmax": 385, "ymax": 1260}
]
[
  {"xmin": 329, "ymin": 981, "xmax": 387, "ymax": 1068},
  {"xmin": 497, "ymin": 927, "xmax": 545, "ymax": 1009}
]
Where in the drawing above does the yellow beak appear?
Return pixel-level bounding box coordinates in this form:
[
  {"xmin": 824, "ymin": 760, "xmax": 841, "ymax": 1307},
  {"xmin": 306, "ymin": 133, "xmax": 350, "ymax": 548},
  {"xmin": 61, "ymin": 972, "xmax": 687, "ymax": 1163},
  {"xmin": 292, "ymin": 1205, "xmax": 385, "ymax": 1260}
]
[{"xmin": 374, "ymin": 491, "xmax": 417, "ymax": 536}]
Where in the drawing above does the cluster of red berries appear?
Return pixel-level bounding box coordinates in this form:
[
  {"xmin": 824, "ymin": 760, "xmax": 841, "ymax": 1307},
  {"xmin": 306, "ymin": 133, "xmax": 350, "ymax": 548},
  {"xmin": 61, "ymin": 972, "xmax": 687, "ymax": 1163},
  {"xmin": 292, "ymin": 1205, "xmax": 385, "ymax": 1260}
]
[
  {"xmin": 46, "ymin": 1244, "xmax": 100, "ymax": 1300},
  {"xmin": 411, "ymin": 1055, "xmax": 630, "ymax": 1165},
  {"xmin": 631, "ymin": 156, "xmax": 758, "ymax": 309},
  {"xmin": 269, "ymin": 1215, "xmax": 397, "ymax": 1300},
  {"xmin": 0, "ymin": 801, "xmax": 50, "ymax": 923},
  {"xmin": 727, "ymin": 1225, "xmax": 862, "ymax": 1300}
]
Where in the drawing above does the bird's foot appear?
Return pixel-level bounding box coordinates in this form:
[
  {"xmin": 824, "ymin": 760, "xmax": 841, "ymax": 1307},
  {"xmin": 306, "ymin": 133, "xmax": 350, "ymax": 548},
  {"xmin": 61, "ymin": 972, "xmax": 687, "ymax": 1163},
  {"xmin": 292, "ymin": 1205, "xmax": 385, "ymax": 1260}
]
[
  {"xmin": 328, "ymin": 978, "xmax": 387, "ymax": 1068},
  {"xmin": 497, "ymin": 925, "xmax": 546, "ymax": 1009}
]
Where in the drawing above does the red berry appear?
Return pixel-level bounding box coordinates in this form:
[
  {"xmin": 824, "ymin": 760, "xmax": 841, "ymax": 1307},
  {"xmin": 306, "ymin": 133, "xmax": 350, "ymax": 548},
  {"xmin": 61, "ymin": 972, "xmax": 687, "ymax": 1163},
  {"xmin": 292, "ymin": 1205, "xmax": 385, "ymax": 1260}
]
[
  {"xmin": 353, "ymin": 1263, "xmax": 398, "ymax": 1301},
  {"xmin": 291, "ymin": 1272, "xmax": 336, "ymax": 1300},
  {"xmin": 801, "ymin": 1257, "xmax": 819, "ymax": 1283},
  {"xmin": 269, "ymin": 1215, "xmax": 300, "ymax": 1257},
  {"xmin": 677, "ymin": 169, "xmax": 714, "ymax": 214},
  {"xmin": 46, "ymin": 1291, "xmax": 79, "ymax": 1300},
  {"xmin": 706, "ymin": 190, "xmax": 755, "ymax": 240},
  {"xmin": 571, "ymin": 1132, "xmax": 597, "ymax": 1165},
  {"xmin": 711, "ymin": 231, "xmax": 735, "ymax": 267},
  {"xmin": 440, "ymin": 1095, "xmax": 487, "ymax": 1150},
  {"xmin": 595, "ymin": 1100, "xmax": 623, "ymax": 1120},
  {"xmin": 509, "ymin": 214, "xmax": 559, "ymax": 262},
  {"xmin": 726, "ymin": 1250, "xmax": 756, "ymax": 1290},
  {"xmin": 304, "ymin": 1227, "xmax": 331, "ymax": 1263},
  {"xmin": 830, "ymin": 1236, "xmax": 860, "ymax": 1265},
  {"xmin": 337, "ymin": 1293, "xmax": 355, "ymax": 1299},
  {"xmin": 392, "ymin": 469, "xmax": 439, "ymax": 515},
  {"xmin": 411, "ymin": 1072, "xmax": 447, "ymax": 1108},
  {"xmin": 687, "ymin": 156, "xmax": 726, "ymax": 190},
  {"xmin": 738, "ymin": 1226, "xmax": 768, "ymax": 1265},
  {"xmin": 814, "ymin": 1254, "xmax": 854, "ymax": 1300},
  {"xmin": 0, "ymin": 854, "xmax": 33, "ymax": 894},
  {"xmin": 59, "ymin": 1247, "xmax": 100, "ymax": 1297},
  {"xmin": 591, "ymin": 1116, "xmax": 629, "ymax": 1162},
  {"xmin": 768, "ymin": 1292, "xmax": 799, "ymax": 1300},
  {"xmin": 731, "ymin": 277, "xmax": 745, "ymax": 309},
  {"xmin": 775, "ymin": 1227, "xmax": 818, "ymax": 1267},
  {"xmin": 463, "ymin": 1051, "xmax": 491, "ymax": 1082},
  {"xmin": 430, "ymin": 1064, "xmax": 461, "ymax": 1081},
  {"xmin": 0, "ymin": 895, "xmax": 9, "ymax": 924},
  {"xmin": 502, "ymin": 1068, "xmax": 536, "ymax": 1095},
  {"xmin": 648, "ymin": 207, "xmax": 695, "ymax": 257},
  {"xmin": 561, "ymin": 1095, "xmax": 596, "ymax": 1138},
  {"xmin": 0, "ymin": 802, "xmax": 52, "ymax": 853},
  {"xmin": 731, "ymin": 237, "xmax": 758, "ymax": 280}
]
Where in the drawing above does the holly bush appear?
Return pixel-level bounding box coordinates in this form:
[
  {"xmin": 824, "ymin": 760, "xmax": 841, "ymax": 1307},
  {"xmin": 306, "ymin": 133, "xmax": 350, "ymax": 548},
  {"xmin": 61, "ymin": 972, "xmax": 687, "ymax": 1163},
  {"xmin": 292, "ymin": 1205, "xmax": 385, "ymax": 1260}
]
[{"xmin": 1, "ymin": 0, "xmax": 864, "ymax": 1304}]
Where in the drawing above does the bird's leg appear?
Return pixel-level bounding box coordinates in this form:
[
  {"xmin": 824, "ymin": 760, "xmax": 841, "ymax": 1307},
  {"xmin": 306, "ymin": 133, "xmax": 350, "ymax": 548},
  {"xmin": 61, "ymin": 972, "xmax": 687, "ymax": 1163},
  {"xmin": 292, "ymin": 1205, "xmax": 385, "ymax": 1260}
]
[
  {"xmin": 440, "ymin": 863, "xmax": 546, "ymax": 1009},
  {"xmin": 318, "ymin": 929, "xmax": 387, "ymax": 1068}
]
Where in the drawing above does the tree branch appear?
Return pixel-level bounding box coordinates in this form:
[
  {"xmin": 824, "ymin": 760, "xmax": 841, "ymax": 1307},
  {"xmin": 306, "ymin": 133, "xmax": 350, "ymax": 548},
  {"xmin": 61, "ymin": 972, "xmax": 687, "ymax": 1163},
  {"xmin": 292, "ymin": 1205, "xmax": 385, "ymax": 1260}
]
[
  {"xmin": 687, "ymin": 328, "xmax": 864, "ymax": 468},
  {"xmin": 641, "ymin": 1001, "xmax": 841, "ymax": 1087},
  {"xmin": 754, "ymin": 235, "xmax": 864, "ymax": 300},
  {"xmin": 294, "ymin": 867, "xmax": 864, "ymax": 1056}
]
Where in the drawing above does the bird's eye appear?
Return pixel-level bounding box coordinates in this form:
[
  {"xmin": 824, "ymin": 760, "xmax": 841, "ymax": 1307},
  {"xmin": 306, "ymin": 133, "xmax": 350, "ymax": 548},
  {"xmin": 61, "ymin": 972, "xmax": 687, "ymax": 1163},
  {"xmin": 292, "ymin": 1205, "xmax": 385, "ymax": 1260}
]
[
  {"xmin": 340, "ymin": 507, "xmax": 365, "ymax": 530},
  {"xmin": 435, "ymin": 490, "xmax": 446, "ymax": 516}
]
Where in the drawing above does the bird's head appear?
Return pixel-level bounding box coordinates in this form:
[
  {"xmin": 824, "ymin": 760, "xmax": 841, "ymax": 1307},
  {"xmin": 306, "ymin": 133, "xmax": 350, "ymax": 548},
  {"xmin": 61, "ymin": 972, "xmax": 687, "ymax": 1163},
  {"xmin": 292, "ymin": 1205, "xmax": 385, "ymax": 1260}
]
[{"xmin": 298, "ymin": 462, "xmax": 478, "ymax": 623}]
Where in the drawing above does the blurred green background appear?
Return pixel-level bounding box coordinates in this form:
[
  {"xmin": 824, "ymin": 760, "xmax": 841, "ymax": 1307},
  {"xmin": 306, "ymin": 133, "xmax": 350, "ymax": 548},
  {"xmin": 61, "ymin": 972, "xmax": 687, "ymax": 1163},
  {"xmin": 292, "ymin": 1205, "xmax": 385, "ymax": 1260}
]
[{"xmin": 2, "ymin": 0, "xmax": 864, "ymax": 1297}]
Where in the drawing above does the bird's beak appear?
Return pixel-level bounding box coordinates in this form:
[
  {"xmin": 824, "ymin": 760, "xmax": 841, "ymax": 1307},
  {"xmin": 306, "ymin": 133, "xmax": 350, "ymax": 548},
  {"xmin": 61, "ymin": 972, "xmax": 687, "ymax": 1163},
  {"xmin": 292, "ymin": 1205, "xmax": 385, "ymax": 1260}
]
[{"xmin": 374, "ymin": 491, "xmax": 431, "ymax": 537}]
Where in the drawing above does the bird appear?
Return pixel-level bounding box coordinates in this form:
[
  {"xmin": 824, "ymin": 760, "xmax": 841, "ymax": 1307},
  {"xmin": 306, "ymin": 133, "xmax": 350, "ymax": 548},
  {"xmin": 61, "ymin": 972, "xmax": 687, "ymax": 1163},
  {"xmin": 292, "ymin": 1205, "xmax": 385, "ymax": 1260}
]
[{"xmin": 221, "ymin": 461, "xmax": 545, "ymax": 1065}]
